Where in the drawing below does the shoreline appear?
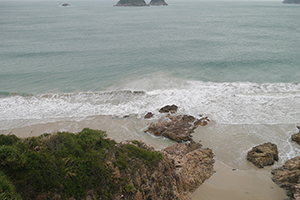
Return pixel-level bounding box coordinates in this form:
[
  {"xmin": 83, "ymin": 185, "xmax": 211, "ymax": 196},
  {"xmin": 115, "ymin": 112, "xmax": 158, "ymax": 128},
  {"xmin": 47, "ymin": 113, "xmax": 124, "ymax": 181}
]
[{"xmin": 0, "ymin": 117, "xmax": 288, "ymax": 199}]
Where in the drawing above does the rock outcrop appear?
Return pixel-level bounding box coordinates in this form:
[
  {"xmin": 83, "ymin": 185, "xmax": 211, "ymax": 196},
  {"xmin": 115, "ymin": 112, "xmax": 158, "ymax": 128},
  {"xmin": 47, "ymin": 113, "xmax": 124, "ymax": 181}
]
[
  {"xmin": 162, "ymin": 142, "xmax": 215, "ymax": 193},
  {"xmin": 272, "ymin": 157, "xmax": 300, "ymax": 199},
  {"xmin": 282, "ymin": 0, "xmax": 300, "ymax": 3},
  {"xmin": 247, "ymin": 142, "xmax": 279, "ymax": 168},
  {"xmin": 145, "ymin": 114, "xmax": 209, "ymax": 142},
  {"xmin": 113, "ymin": 140, "xmax": 215, "ymax": 200},
  {"xmin": 149, "ymin": 0, "xmax": 168, "ymax": 6},
  {"xmin": 291, "ymin": 126, "xmax": 300, "ymax": 144},
  {"xmin": 114, "ymin": 0, "xmax": 148, "ymax": 6},
  {"xmin": 159, "ymin": 104, "xmax": 178, "ymax": 113}
]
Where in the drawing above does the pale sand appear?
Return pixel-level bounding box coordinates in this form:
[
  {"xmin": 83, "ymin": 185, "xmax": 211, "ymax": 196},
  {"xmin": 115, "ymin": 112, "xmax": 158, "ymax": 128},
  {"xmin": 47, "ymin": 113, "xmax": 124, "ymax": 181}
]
[
  {"xmin": 0, "ymin": 117, "xmax": 288, "ymax": 199},
  {"xmin": 191, "ymin": 161, "xmax": 287, "ymax": 200}
]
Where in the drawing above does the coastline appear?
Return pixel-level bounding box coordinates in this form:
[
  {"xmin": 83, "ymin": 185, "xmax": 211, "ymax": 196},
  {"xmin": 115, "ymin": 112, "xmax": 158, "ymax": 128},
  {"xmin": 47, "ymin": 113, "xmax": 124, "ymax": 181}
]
[{"xmin": 0, "ymin": 116, "xmax": 288, "ymax": 199}]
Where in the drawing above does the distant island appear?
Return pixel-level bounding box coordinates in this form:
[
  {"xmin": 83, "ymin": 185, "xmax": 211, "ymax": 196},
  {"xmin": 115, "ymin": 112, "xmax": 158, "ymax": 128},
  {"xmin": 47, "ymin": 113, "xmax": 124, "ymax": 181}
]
[
  {"xmin": 115, "ymin": 0, "xmax": 148, "ymax": 6},
  {"xmin": 282, "ymin": 0, "xmax": 300, "ymax": 3},
  {"xmin": 149, "ymin": 0, "xmax": 168, "ymax": 6},
  {"xmin": 115, "ymin": 0, "xmax": 168, "ymax": 6}
]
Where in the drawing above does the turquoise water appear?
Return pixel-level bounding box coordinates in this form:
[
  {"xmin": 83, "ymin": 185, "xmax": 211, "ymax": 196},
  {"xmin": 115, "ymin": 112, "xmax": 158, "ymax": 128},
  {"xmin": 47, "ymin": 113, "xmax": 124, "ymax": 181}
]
[{"xmin": 1, "ymin": 0, "xmax": 300, "ymax": 127}]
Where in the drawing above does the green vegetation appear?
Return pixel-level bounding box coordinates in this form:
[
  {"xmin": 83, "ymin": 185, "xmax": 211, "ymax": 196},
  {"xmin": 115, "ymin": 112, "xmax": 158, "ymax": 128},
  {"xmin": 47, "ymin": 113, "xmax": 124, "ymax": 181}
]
[
  {"xmin": 0, "ymin": 128, "xmax": 163, "ymax": 199},
  {"xmin": 0, "ymin": 171, "xmax": 22, "ymax": 200}
]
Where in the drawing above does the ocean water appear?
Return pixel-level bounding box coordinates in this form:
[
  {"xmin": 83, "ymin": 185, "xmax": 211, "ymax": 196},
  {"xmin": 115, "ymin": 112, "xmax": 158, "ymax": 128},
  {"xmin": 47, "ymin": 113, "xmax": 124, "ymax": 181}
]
[{"xmin": 1, "ymin": 0, "xmax": 300, "ymax": 169}]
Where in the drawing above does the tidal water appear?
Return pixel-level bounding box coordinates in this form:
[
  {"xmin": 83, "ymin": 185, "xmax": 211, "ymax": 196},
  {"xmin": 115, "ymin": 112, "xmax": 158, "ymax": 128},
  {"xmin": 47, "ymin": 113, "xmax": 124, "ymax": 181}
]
[{"xmin": 1, "ymin": 0, "xmax": 300, "ymax": 170}]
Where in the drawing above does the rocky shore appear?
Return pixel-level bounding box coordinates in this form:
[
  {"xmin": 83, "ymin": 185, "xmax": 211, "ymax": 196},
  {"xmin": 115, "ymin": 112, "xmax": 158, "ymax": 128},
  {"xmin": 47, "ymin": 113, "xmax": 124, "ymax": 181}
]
[{"xmin": 0, "ymin": 127, "xmax": 214, "ymax": 199}]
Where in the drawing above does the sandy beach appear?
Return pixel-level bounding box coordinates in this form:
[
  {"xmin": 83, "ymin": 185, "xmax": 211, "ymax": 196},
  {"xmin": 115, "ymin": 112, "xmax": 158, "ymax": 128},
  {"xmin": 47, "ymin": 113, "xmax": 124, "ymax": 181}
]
[{"xmin": 0, "ymin": 116, "xmax": 288, "ymax": 199}]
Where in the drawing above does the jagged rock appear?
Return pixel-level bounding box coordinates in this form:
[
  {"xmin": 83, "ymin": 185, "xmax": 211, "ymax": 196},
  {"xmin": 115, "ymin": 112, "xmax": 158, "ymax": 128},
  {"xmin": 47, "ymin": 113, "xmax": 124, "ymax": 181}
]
[
  {"xmin": 247, "ymin": 142, "xmax": 279, "ymax": 168},
  {"xmin": 272, "ymin": 157, "xmax": 300, "ymax": 199},
  {"xmin": 144, "ymin": 112, "xmax": 154, "ymax": 119},
  {"xmin": 282, "ymin": 0, "xmax": 300, "ymax": 3},
  {"xmin": 149, "ymin": 0, "xmax": 168, "ymax": 6},
  {"xmin": 145, "ymin": 114, "xmax": 210, "ymax": 142},
  {"xmin": 162, "ymin": 142, "xmax": 215, "ymax": 192},
  {"xmin": 114, "ymin": 0, "xmax": 148, "ymax": 6},
  {"xmin": 292, "ymin": 126, "xmax": 300, "ymax": 144},
  {"xmin": 159, "ymin": 104, "xmax": 178, "ymax": 113},
  {"xmin": 113, "ymin": 140, "xmax": 214, "ymax": 199}
]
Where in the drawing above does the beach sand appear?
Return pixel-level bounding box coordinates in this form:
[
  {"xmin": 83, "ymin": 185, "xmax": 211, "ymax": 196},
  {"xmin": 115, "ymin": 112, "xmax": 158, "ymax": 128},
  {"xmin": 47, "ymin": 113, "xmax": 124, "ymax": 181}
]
[{"xmin": 0, "ymin": 116, "xmax": 288, "ymax": 199}]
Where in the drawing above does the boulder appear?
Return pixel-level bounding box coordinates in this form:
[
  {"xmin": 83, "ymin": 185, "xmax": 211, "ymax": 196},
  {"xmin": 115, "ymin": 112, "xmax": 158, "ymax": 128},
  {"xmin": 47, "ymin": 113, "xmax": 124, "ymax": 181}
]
[
  {"xmin": 159, "ymin": 104, "xmax": 178, "ymax": 113},
  {"xmin": 145, "ymin": 114, "xmax": 210, "ymax": 142},
  {"xmin": 161, "ymin": 142, "xmax": 215, "ymax": 193},
  {"xmin": 247, "ymin": 142, "xmax": 279, "ymax": 168},
  {"xmin": 144, "ymin": 112, "xmax": 154, "ymax": 119},
  {"xmin": 291, "ymin": 126, "xmax": 300, "ymax": 144},
  {"xmin": 272, "ymin": 157, "xmax": 300, "ymax": 199}
]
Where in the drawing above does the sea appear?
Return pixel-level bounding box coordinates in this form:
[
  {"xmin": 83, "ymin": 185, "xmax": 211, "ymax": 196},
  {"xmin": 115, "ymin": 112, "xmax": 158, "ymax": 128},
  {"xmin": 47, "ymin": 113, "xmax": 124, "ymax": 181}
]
[{"xmin": 1, "ymin": 0, "xmax": 300, "ymax": 173}]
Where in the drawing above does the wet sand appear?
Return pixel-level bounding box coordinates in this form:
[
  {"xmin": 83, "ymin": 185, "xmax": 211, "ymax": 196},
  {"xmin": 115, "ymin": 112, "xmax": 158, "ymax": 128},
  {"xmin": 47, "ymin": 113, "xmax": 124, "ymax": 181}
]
[{"xmin": 0, "ymin": 116, "xmax": 288, "ymax": 199}]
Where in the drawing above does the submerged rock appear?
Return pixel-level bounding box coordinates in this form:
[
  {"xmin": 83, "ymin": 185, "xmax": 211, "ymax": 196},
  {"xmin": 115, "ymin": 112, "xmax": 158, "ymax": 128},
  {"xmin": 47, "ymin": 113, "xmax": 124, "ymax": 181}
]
[
  {"xmin": 272, "ymin": 157, "xmax": 300, "ymax": 199},
  {"xmin": 145, "ymin": 114, "xmax": 210, "ymax": 142},
  {"xmin": 291, "ymin": 126, "xmax": 300, "ymax": 144},
  {"xmin": 114, "ymin": 0, "xmax": 148, "ymax": 6},
  {"xmin": 149, "ymin": 0, "xmax": 168, "ymax": 6},
  {"xmin": 247, "ymin": 142, "xmax": 279, "ymax": 168}
]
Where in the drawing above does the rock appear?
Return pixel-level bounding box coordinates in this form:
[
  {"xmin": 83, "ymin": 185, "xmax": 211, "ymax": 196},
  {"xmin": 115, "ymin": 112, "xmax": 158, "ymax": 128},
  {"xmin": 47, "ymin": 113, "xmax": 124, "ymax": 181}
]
[
  {"xmin": 272, "ymin": 157, "xmax": 300, "ymax": 199},
  {"xmin": 292, "ymin": 126, "xmax": 300, "ymax": 144},
  {"xmin": 114, "ymin": 141, "xmax": 214, "ymax": 199},
  {"xmin": 114, "ymin": 0, "xmax": 148, "ymax": 6},
  {"xmin": 149, "ymin": 0, "xmax": 168, "ymax": 6},
  {"xmin": 282, "ymin": 0, "xmax": 300, "ymax": 3},
  {"xmin": 62, "ymin": 3, "xmax": 70, "ymax": 6},
  {"xmin": 161, "ymin": 142, "xmax": 215, "ymax": 192},
  {"xmin": 145, "ymin": 114, "xmax": 210, "ymax": 142},
  {"xmin": 159, "ymin": 104, "xmax": 178, "ymax": 113},
  {"xmin": 247, "ymin": 142, "xmax": 279, "ymax": 168},
  {"xmin": 144, "ymin": 112, "xmax": 154, "ymax": 119}
]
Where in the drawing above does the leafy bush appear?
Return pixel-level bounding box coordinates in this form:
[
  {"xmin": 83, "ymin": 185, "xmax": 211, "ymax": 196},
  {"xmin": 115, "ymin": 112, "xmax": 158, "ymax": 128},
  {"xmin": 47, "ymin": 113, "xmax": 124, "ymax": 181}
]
[
  {"xmin": 0, "ymin": 170, "xmax": 22, "ymax": 200},
  {"xmin": 0, "ymin": 128, "xmax": 163, "ymax": 199}
]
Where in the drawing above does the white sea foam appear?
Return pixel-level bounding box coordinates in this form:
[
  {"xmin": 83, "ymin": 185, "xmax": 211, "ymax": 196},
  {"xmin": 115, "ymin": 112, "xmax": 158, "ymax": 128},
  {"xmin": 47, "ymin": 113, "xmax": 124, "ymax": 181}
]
[{"xmin": 1, "ymin": 79, "xmax": 300, "ymax": 130}]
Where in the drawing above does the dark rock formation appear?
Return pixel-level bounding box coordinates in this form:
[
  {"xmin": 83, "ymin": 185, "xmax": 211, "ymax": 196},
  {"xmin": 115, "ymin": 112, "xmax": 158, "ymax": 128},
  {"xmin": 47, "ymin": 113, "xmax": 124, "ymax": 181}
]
[
  {"xmin": 159, "ymin": 104, "xmax": 178, "ymax": 113},
  {"xmin": 149, "ymin": 0, "xmax": 168, "ymax": 6},
  {"xmin": 291, "ymin": 126, "xmax": 300, "ymax": 144},
  {"xmin": 144, "ymin": 112, "xmax": 154, "ymax": 119},
  {"xmin": 145, "ymin": 114, "xmax": 210, "ymax": 142},
  {"xmin": 282, "ymin": 0, "xmax": 300, "ymax": 3},
  {"xmin": 61, "ymin": 3, "xmax": 70, "ymax": 6},
  {"xmin": 247, "ymin": 142, "xmax": 279, "ymax": 168},
  {"xmin": 272, "ymin": 157, "xmax": 300, "ymax": 199},
  {"xmin": 114, "ymin": 0, "xmax": 148, "ymax": 6}
]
